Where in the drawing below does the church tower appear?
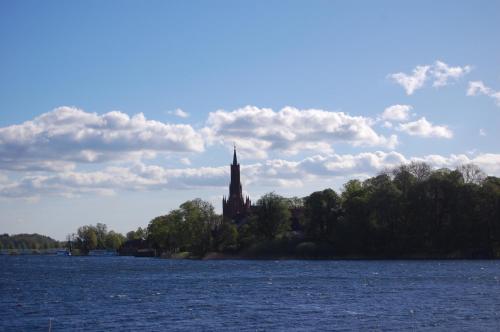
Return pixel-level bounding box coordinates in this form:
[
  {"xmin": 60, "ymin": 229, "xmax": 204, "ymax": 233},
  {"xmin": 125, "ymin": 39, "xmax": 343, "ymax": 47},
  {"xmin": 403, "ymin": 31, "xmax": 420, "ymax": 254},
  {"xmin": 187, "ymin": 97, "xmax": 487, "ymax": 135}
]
[{"xmin": 222, "ymin": 146, "xmax": 251, "ymax": 223}]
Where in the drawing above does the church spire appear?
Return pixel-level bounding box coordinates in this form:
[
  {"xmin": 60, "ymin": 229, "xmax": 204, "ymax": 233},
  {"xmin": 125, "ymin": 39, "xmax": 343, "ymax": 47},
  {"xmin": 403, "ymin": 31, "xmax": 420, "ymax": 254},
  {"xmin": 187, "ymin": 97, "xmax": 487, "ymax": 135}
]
[
  {"xmin": 233, "ymin": 143, "xmax": 238, "ymax": 165},
  {"xmin": 223, "ymin": 144, "xmax": 250, "ymax": 223}
]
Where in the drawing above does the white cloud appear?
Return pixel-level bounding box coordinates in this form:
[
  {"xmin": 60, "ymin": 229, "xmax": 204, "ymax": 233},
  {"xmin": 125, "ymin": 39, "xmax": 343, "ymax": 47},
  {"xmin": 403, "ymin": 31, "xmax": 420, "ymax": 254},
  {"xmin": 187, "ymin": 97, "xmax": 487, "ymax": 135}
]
[
  {"xmin": 0, "ymin": 105, "xmax": 404, "ymax": 171},
  {"xmin": 389, "ymin": 65, "xmax": 430, "ymax": 95},
  {"xmin": 389, "ymin": 61, "xmax": 471, "ymax": 94},
  {"xmin": 380, "ymin": 104, "xmax": 412, "ymax": 122},
  {"xmin": 479, "ymin": 128, "xmax": 487, "ymax": 136},
  {"xmin": 179, "ymin": 157, "xmax": 191, "ymax": 165},
  {"xmin": 168, "ymin": 108, "xmax": 190, "ymax": 118},
  {"xmin": 431, "ymin": 60, "xmax": 471, "ymax": 87},
  {"xmin": 0, "ymin": 163, "xmax": 228, "ymax": 199},
  {"xmin": 206, "ymin": 106, "xmax": 398, "ymax": 158},
  {"xmin": 397, "ymin": 117, "xmax": 453, "ymax": 138},
  {"xmin": 467, "ymin": 81, "xmax": 500, "ymax": 106},
  {"xmin": 4, "ymin": 151, "xmax": 499, "ymax": 200},
  {"xmin": 467, "ymin": 81, "xmax": 492, "ymax": 95},
  {"xmin": 382, "ymin": 121, "xmax": 393, "ymax": 128},
  {"xmin": 471, "ymin": 154, "xmax": 500, "ymax": 174},
  {"xmin": 0, "ymin": 106, "xmax": 204, "ymax": 171}
]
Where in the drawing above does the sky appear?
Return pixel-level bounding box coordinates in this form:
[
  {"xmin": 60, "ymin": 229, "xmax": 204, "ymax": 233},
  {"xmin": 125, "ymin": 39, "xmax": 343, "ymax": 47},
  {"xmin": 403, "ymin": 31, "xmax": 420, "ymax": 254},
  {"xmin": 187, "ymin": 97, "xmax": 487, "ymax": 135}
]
[{"xmin": 1, "ymin": 0, "xmax": 499, "ymax": 240}]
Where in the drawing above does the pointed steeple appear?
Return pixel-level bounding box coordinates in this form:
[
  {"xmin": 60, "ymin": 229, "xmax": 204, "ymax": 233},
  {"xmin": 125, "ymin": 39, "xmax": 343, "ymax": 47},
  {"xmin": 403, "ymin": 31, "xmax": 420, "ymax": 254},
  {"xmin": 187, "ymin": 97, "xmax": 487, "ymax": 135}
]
[
  {"xmin": 223, "ymin": 143, "xmax": 251, "ymax": 223},
  {"xmin": 232, "ymin": 143, "xmax": 238, "ymax": 165}
]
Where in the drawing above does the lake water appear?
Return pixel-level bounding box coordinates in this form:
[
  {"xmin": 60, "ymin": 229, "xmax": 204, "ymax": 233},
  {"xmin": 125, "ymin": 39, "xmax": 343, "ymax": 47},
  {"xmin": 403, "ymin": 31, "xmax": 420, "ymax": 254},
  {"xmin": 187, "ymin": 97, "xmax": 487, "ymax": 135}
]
[{"xmin": 1, "ymin": 256, "xmax": 499, "ymax": 331}]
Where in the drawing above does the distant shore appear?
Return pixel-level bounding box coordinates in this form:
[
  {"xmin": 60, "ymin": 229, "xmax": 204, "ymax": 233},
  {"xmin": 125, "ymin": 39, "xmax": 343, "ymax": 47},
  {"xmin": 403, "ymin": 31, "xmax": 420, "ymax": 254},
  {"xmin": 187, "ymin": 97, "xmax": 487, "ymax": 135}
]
[{"xmin": 1, "ymin": 249, "xmax": 497, "ymax": 260}]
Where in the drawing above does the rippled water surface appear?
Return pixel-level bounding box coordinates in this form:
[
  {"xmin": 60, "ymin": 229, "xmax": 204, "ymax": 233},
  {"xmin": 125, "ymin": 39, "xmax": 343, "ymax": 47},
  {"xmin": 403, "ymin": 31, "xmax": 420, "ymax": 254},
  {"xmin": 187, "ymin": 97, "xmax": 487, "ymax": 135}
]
[{"xmin": 1, "ymin": 256, "xmax": 500, "ymax": 331}]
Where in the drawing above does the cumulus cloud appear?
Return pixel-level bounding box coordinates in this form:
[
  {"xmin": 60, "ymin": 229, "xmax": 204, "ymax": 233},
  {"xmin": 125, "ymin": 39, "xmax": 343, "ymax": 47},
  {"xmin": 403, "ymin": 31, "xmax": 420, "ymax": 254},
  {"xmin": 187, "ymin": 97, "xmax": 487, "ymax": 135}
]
[
  {"xmin": 206, "ymin": 106, "xmax": 398, "ymax": 158},
  {"xmin": 389, "ymin": 61, "xmax": 471, "ymax": 94},
  {"xmin": 380, "ymin": 104, "xmax": 412, "ymax": 122},
  {"xmin": 431, "ymin": 61, "xmax": 471, "ymax": 87},
  {"xmin": 389, "ymin": 65, "xmax": 430, "ymax": 95},
  {"xmin": 4, "ymin": 151, "xmax": 499, "ymax": 200},
  {"xmin": 467, "ymin": 81, "xmax": 500, "ymax": 106},
  {"xmin": 0, "ymin": 105, "xmax": 404, "ymax": 171},
  {"xmin": 397, "ymin": 117, "xmax": 453, "ymax": 138},
  {"xmin": 0, "ymin": 106, "xmax": 204, "ymax": 171},
  {"xmin": 168, "ymin": 108, "xmax": 190, "ymax": 118},
  {"xmin": 0, "ymin": 163, "xmax": 228, "ymax": 200},
  {"xmin": 479, "ymin": 129, "xmax": 487, "ymax": 136}
]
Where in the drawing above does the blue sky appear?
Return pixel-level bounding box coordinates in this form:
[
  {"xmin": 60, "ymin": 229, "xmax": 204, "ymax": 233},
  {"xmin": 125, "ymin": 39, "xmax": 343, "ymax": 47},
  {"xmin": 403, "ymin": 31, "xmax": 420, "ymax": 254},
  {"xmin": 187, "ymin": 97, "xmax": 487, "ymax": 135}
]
[{"xmin": 1, "ymin": 1, "xmax": 499, "ymax": 239}]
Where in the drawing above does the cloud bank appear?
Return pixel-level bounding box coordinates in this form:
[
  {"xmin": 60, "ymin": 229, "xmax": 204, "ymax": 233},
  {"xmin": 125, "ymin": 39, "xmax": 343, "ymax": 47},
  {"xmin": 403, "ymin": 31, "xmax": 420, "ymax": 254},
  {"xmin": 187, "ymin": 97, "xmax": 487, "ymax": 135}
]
[
  {"xmin": 206, "ymin": 106, "xmax": 398, "ymax": 157},
  {"xmin": 2, "ymin": 152, "xmax": 499, "ymax": 200},
  {"xmin": 0, "ymin": 107, "xmax": 204, "ymax": 171}
]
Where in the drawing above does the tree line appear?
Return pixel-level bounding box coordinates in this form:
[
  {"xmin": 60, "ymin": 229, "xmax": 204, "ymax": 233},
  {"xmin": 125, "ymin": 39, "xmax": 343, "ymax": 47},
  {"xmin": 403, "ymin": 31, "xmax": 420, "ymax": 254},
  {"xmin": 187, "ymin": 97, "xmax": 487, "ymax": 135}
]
[
  {"xmin": 141, "ymin": 162, "xmax": 500, "ymax": 259},
  {"xmin": 64, "ymin": 162, "xmax": 499, "ymax": 259},
  {"xmin": 0, "ymin": 233, "xmax": 60, "ymax": 251}
]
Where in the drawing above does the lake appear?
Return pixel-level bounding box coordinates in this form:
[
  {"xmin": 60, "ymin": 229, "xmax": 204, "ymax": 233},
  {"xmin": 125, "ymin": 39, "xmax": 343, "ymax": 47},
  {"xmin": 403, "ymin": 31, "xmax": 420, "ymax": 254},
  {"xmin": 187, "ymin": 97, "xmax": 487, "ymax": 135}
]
[{"xmin": 1, "ymin": 256, "xmax": 499, "ymax": 331}]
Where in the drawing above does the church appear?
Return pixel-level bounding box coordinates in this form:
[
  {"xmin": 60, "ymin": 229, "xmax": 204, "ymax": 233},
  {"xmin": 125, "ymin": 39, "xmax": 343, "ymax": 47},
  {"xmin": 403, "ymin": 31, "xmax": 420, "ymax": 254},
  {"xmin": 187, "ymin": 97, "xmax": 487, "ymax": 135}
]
[{"xmin": 222, "ymin": 146, "xmax": 251, "ymax": 223}]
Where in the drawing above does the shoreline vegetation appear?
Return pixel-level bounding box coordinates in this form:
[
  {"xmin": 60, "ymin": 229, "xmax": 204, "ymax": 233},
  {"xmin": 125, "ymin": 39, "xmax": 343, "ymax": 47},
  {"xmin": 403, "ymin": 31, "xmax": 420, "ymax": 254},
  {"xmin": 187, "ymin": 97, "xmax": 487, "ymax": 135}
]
[{"xmin": 2, "ymin": 163, "xmax": 500, "ymax": 260}]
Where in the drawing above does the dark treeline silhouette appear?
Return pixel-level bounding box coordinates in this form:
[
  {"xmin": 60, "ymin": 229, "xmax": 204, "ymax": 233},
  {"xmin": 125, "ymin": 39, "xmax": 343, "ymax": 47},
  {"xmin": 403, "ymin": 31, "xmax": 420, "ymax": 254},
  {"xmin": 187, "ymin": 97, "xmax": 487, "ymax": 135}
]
[
  {"xmin": 0, "ymin": 233, "xmax": 60, "ymax": 250},
  {"xmin": 62, "ymin": 162, "xmax": 499, "ymax": 259},
  {"xmin": 138, "ymin": 162, "xmax": 500, "ymax": 259}
]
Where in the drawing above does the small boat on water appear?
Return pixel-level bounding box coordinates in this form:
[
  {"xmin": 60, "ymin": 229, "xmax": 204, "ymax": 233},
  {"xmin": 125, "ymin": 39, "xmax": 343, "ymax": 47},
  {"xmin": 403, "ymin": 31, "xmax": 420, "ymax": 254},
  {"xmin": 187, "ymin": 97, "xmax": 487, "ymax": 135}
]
[{"xmin": 56, "ymin": 250, "xmax": 71, "ymax": 256}]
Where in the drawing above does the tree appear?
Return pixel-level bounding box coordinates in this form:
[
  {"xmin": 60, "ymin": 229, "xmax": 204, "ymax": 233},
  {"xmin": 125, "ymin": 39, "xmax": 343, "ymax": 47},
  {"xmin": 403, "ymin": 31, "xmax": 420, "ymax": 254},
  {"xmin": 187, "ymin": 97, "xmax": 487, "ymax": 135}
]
[
  {"xmin": 213, "ymin": 220, "xmax": 238, "ymax": 252},
  {"xmin": 147, "ymin": 215, "xmax": 172, "ymax": 253},
  {"xmin": 95, "ymin": 223, "xmax": 108, "ymax": 249},
  {"xmin": 126, "ymin": 227, "xmax": 147, "ymax": 241},
  {"xmin": 392, "ymin": 165, "xmax": 416, "ymax": 195},
  {"xmin": 303, "ymin": 189, "xmax": 342, "ymax": 242},
  {"xmin": 363, "ymin": 175, "xmax": 402, "ymax": 254},
  {"xmin": 105, "ymin": 231, "xmax": 125, "ymax": 250},
  {"xmin": 254, "ymin": 192, "xmax": 291, "ymax": 240},
  {"xmin": 179, "ymin": 199, "xmax": 217, "ymax": 255},
  {"xmin": 147, "ymin": 199, "xmax": 219, "ymax": 256},
  {"xmin": 407, "ymin": 161, "xmax": 432, "ymax": 182},
  {"xmin": 286, "ymin": 197, "xmax": 304, "ymax": 209},
  {"xmin": 480, "ymin": 177, "xmax": 500, "ymax": 256},
  {"xmin": 77, "ymin": 226, "xmax": 98, "ymax": 252},
  {"xmin": 457, "ymin": 163, "xmax": 486, "ymax": 184},
  {"xmin": 340, "ymin": 180, "xmax": 371, "ymax": 254}
]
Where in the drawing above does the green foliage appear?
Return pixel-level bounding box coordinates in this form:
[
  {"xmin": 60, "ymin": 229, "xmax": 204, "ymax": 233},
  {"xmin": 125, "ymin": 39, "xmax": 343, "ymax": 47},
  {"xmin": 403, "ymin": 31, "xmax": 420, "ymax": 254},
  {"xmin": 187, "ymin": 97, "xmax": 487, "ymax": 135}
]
[
  {"xmin": 213, "ymin": 220, "xmax": 238, "ymax": 252},
  {"xmin": 64, "ymin": 162, "xmax": 500, "ymax": 259},
  {"xmin": 303, "ymin": 188, "xmax": 342, "ymax": 241},
  {"xmin": 105, "ymin": 231, "xmax": 125, "ymax": 250},
  {"xmin": 180, "ymin": 199, "xmax": 218, "ymax": 255},
  {"xmin": 147, "ymin": 198, "xmax": 219, "ymax": 256},
  {"xmin": 254, "ymin": 192, "xmax": 291, "ymax": 239},
  {"xmin": 126, "ymin": 227, "xmax": 146, "ymax": 241},
  {"xmin": 73, "ymin": 224, "xmax": 125, "ymax": 253},
  {"xmin": 237, "ymin": 217, "xmax": 261, "ymax": 248},
  {"xmin": 77, "ymin": 226, "xmax": 98, "ymax": 252},
  {"xmin": 0, "ymin": 233, "xmax": 59, "ymax": 250}
]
